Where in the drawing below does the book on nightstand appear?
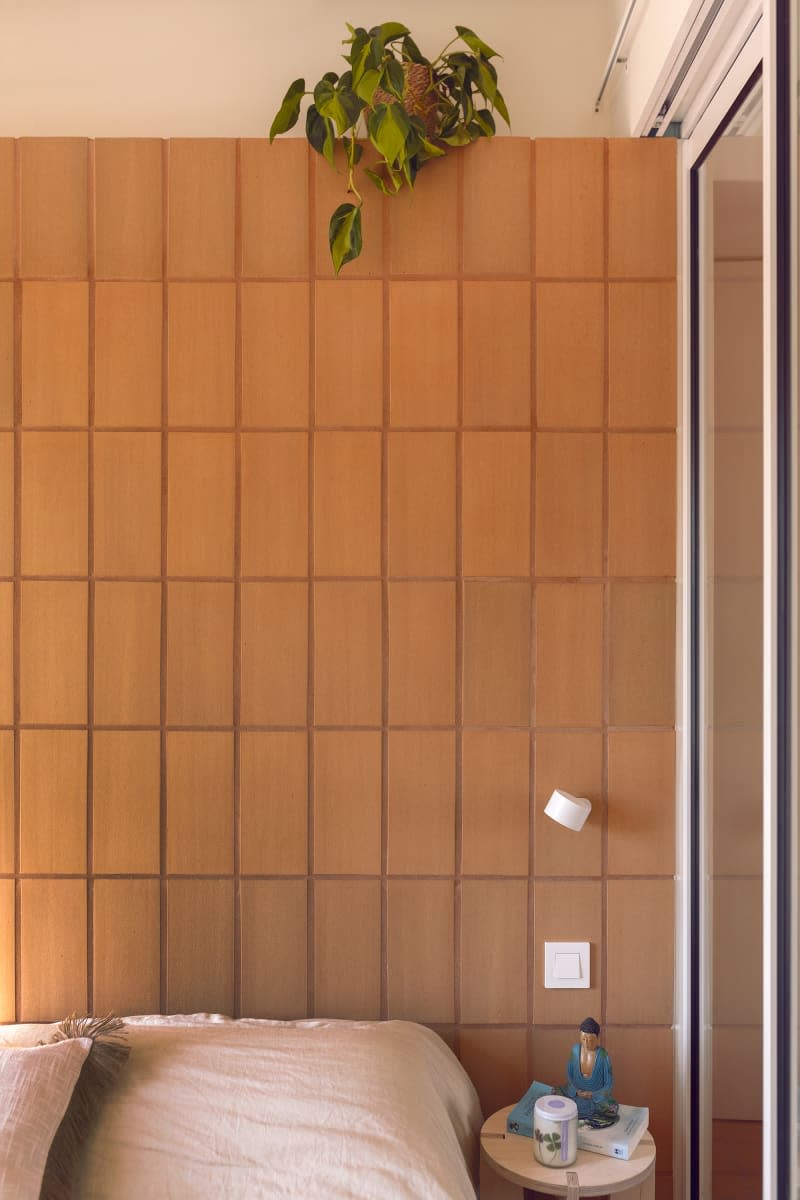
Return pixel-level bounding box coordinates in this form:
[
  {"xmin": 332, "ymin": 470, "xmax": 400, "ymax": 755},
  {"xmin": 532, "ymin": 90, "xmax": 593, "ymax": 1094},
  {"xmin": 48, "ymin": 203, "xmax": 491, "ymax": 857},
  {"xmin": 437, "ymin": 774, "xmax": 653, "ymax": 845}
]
[{"xmin": 577, "ymin": 1104, "xmax": 649, "ymax": 1160}]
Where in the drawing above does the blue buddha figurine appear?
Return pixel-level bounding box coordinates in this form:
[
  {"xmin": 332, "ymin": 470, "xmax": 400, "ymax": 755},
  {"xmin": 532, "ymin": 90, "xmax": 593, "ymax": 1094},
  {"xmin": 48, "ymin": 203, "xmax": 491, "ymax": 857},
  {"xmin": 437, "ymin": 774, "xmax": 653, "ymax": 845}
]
[{"xmin": 562, "ymin": 1017, "xmax": 619, "ymax": 1126}]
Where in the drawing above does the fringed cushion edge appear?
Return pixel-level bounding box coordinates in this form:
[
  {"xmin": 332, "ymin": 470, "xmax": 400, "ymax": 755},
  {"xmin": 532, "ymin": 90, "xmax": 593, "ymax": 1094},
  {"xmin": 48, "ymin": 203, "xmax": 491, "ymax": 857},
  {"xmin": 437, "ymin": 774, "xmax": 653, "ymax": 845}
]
[{"xmin": 40, "ymin": 1015, "xmax": 130, "ymax": 1200}]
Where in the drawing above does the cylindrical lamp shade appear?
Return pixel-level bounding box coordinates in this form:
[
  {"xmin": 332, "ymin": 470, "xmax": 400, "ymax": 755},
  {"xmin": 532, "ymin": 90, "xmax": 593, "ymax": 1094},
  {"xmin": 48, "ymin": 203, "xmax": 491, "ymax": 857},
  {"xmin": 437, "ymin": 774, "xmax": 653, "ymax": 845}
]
[{"xmin": 544, "ymin": 788, "xmax": 592, "ymax": 832}]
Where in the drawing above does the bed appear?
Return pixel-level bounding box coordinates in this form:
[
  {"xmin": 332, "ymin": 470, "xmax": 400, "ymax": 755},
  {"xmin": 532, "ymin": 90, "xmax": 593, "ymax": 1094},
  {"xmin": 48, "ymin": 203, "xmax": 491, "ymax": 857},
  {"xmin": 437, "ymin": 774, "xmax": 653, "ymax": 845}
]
[{"xmin": 0, "ymin": 1013, "xmax": 483, "ymax": 1199}]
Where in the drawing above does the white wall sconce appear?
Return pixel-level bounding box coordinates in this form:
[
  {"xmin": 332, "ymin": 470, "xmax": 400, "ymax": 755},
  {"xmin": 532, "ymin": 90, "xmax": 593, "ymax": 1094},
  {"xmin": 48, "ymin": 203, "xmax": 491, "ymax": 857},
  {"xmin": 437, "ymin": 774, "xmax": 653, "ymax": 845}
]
[{"xmin": 544, "ymin": 788, "xmax": 592, "ymax": 832}]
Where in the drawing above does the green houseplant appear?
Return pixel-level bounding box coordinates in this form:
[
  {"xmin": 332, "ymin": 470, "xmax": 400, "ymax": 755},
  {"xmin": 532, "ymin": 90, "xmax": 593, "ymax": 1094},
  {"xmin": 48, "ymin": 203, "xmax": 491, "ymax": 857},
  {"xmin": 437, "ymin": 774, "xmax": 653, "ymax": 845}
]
[{"xmin": 269, "ymin": 21, "xmax": 510, "ymax": 272}]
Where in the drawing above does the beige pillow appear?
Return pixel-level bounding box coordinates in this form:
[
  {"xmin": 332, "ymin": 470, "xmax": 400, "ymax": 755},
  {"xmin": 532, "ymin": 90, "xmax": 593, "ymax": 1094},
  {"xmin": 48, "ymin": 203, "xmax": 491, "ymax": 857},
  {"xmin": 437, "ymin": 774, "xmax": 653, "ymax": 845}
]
[{"xmin": 0, "ymin": 1038, "xmax": 91, "ymax": 1198}]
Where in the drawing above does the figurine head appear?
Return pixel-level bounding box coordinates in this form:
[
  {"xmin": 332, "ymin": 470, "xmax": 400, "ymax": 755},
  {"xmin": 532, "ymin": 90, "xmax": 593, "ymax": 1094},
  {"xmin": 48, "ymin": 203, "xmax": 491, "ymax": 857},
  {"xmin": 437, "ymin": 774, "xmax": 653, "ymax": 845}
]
[{"xmin": 579, "ymin": 1016, "xmax": 600, "ymax": 1050}]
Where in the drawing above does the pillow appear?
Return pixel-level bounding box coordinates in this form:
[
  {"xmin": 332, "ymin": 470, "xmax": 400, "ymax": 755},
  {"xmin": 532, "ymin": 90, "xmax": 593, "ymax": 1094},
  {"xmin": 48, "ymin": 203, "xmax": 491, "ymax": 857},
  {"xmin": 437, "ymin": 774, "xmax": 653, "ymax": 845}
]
[
  {"xmin": 41, "ymin": 1014, "xmax": 131, "ymax": 1200},
  {"xmin": 0, "ymin": 1037, "xmax": 91, "ymax": 1198}
]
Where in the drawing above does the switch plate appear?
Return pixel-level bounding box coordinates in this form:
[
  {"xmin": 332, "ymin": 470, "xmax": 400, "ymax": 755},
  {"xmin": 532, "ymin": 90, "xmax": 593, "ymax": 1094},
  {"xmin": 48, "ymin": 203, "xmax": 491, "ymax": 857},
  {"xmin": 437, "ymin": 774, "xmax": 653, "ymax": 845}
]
[{"xmin": 544, "ymin": 941, "xmax": 590, "ymax": 989}]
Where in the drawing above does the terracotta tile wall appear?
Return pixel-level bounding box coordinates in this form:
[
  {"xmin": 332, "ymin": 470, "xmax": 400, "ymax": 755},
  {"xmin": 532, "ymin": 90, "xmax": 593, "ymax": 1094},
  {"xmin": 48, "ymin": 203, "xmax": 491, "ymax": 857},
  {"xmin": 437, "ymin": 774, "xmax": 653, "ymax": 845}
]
[{"xmin": 0, "ymin": 134, "xmax": 677, "ymax": 1189}]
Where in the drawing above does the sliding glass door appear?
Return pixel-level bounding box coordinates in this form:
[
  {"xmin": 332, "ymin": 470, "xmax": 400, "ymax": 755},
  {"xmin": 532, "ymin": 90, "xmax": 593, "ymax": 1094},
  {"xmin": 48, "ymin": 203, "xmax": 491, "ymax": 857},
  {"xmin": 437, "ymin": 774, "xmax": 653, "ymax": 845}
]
[{"xmin": 689, "ymin": 64, "xmax": 764, "ymax": 1200}]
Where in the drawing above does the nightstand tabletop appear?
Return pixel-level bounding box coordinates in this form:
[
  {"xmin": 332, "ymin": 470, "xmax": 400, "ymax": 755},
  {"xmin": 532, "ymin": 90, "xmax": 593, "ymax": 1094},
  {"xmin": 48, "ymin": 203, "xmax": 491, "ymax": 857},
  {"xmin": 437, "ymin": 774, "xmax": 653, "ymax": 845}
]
[{"xmin": 480, "ymin": 1105, "xmax": 656, "ymax": 1198}]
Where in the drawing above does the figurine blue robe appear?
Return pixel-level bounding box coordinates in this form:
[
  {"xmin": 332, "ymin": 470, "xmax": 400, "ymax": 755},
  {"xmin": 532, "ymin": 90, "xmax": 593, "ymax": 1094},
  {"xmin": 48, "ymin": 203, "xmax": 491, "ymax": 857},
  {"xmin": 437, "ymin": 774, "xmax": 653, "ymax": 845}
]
[{"xmin": 563, "ymin": 1042, "xmax": 617, "ymax": 1120}]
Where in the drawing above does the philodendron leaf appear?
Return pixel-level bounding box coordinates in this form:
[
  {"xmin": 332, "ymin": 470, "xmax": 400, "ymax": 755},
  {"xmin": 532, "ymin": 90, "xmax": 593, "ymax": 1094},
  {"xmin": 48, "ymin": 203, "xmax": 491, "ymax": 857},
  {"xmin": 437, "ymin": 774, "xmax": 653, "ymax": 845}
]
[
  {"xmin": 364, "ymin": 165, "xmax": 402, "ymax": 196},
  {"xmin": 476, "ymin": 59, "xmax": 510, "ymax": 126},
  {"xmin": 473, "ymin": 108, "xmax": 496, "ymax": 136},
  {"xmin": 367, "ymin": 102, "xmax": 412, "ymax": 168},
  {"xmin": 402, "ymin": 35, "xmax": 427, "ymax": 64},
  {"xmin": 314, "ymin": 79, "xmax": 351, "ymax": 135},
  {"xmin": 343, "ymin": 135, "xmax": 363, "ymax": 166},
  {"xmin": 383, "ymin": 57, "xmax": 405, "ymax": 100},
  {"xmin": 354, "ymin": 67, "xmax": 381, "ymax": 103},
  {"xmin": 329, "ymin": 202, "xmax": 363, "ymax": 274},
  {"xmin": 372, "ymin": 21, "xmax": 410, "ymax": 42},
  {"xmin": 417, "ymin": 134, "xmax": 446, "ymax": 159},
  {"xmin": 269, "ymin": 78, "xmax": 306, "ymax": 140},
  {"xmin": 306, "ymin": 105, "xmax": 336, "ymax": 167},
  {"xmin": 456, "ymin": 26, "xmax": 500, "ymax": 59},
  {"xmin": 439, "ymin": 125, "xmax": 473, "ymax": 147}
]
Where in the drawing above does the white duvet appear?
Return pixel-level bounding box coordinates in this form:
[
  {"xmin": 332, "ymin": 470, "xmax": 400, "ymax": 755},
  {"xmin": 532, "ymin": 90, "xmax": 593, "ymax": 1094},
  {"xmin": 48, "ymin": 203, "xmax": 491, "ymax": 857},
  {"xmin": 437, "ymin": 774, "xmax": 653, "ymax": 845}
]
[{"xmin": 3, "ymin": 1015, "xmax": 482, "ymax": 1199}]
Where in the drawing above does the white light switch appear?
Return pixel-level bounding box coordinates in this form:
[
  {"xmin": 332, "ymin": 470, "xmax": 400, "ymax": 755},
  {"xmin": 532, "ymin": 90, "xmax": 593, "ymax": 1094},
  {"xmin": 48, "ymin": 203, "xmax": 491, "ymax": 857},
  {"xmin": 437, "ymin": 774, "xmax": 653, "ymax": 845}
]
[{"xmin": 544, "ymin": 942, "xmax": 590, "ymax": 989}]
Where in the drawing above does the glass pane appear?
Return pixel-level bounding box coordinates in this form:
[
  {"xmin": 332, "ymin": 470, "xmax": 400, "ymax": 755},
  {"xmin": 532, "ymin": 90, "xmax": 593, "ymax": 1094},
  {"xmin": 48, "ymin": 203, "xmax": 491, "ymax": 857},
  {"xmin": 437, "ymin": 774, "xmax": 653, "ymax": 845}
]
[{"xmin": 698, "ymin": 78, "xmax": 763, "ymax": 1198}]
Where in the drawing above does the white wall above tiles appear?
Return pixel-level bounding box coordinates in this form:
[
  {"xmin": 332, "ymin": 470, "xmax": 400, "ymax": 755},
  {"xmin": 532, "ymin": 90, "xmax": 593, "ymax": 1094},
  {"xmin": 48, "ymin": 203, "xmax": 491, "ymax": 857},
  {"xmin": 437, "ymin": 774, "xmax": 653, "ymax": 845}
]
[{"xmin": 0, "ymin": 0, "xmax": 621, "ymax": 137}]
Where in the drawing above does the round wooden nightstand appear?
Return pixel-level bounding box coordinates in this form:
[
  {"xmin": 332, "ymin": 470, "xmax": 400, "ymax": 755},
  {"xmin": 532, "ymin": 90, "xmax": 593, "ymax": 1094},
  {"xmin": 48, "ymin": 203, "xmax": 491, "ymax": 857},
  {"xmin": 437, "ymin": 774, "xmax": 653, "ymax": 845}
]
[{"xmin": 480, "ymin": 1105, "xmax": 656, "ymax": 1199}]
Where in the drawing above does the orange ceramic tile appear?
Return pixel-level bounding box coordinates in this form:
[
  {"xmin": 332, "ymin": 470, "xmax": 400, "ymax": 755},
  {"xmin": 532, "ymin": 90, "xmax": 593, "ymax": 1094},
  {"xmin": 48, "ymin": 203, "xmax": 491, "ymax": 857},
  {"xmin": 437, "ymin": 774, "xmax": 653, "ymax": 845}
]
[
  {"xmin": 533, "ymin": 732, "xmax": 604, "ymax": 877},
  {"xmin": 0, "ymin": 283, "xmax": 12, "ymax": 427},
  {"xmin": 314, "ymin": 581, "xmax": 382, "ymax": 726},
  {"xmin": 712, "ymin": 579, "xmax": 761, "ymax": 730},
  {"xmin": 166, "ymin": 731, "xmax": 234, "ymax": 874},
  {"xmin": 95, "ymin": 139, "xmax": 163, "ymax": 280},
  {"xmin": 19, "ymin": 880, "xmax": 87, "ymax": 1022},
  {"xmin": 387, "ymin": 880, "xmax": 454, "ymax": 1022},
  {"xmin": 19, "ymin": 139, "xmax": 87, "ymax": 278},
  {"xmin": 93, "ymin": 880, "xmax": 161, "ymax": 1016},
  {"xmin": 459, "ymin": 1028, "xmax": 530, "ymax": 1120},
  {"xmin": 313, "ymin": 730, "xmax": 381, "ymax": 874},
  {"xmin": 240, "ymin": 731, "xmax": 308, "ymax": 875},
  {"xmin": 603, "ymin": 1027, "xmax": 675, "ymax": 1163},
  {"xmin": 608, "ymin": 139, "xmax": 677, "ymax": 279},
  {"xmin": 609, "ymin": 283, "xmax": 677, "ymax": 428},
  {"xmin": 535, "ymin": 139, "xmax": 605, "ymax": 279},
  {"xmin": 389, "ymin": 281, "xmax": 458, "ymax": 427},
  {"xmin": 463, "ymin": 582, "xmax": 531, "ymax": 727},
  {"xmin": 460, "ymin": 880, "xmax": 528, "ymax": 1023},
  {"xmin": 166, "ymin": 880, "xmax": 234, "ymax": 1015},
  {"xmin": 313, "ymin": 879, "xmax": 381, "ymax": 1018},
  {"xmin": 533, "ymin": 880, "xmax": 602, "ymax": 1024},
  {"xmin": 167, "ymin": 282, "xmax": 236, "ymax": 426},
  {"xmin": 606, "ymin": 879, "xmax": 674, "ymax": 1024},
  {"xmin": 463, "ymin": 138, "xmax": 531, "ymax": 276},
  {"xmin": 713, "ymin": 430, "xmax": 762, "ymax": 579},
  {"xmin": 315, "ymin": 280, "xmax": 383, "ymax": 426},
  {"xmin": 240, "ymin": 139, "xmax": 309, "ymax": 278},
  {"xmin": 388, "ymin": 582, "xmax": 455, "ymax": 725},
  {"xmin": 608, "ymin": 732, "xmax": 676, "ymax": 877},
  {"xmin": 241, "ymin": 432, "xmax": 308, "ymax": 577},
  {"xmin": 0, "ymin": 731, "xmax": 12, "ymax": 873},
  {"xmin": 387, "ymin": 730, "xmax": 455, "ymax": 875},
  {"xmin": 313, "ymin": 147, "xmax": 383, "ymax": 279},
  {"xmin": 389, "ymin": 153, "xmax": 459, "ymax": 276},
  {"xmin": 609, "ymin": 433, "xmax": 676, "ymax": 577},
  {"xmin": 463, "ymin": 282, "xmax": 532, "ymax": 427},
  {"xmin": 93, "ymin": 582, "xmax": 161, "ymax": 726},
  {"xmin": 712, "ymin": 728, "xmax": 762, "ymax": 876},
  {"xmin": 167, "ymin": 432, "xmax": 235, "ymax": 577},
  {"xmin": 714, "ymin": 269, "xmax": 762, "ymax": 430},
  {"xmin": 19, "ymin": 730, "xmax": 86, "ymax": 873},
  {"xmin": 535, "ymin": 433, "xmax": 603, "ymax": 577},
  {"xmin": 168, "ymin": 139, "xmax": 235, "ymax": 278},
  {"xmin": 462, "ymin": 432, "xmax": 531, "ymax": 576},
  {"xmin": 529, "ymin": 1027, "xmax": 582, "ymax": 1098},
  {"xmin": 94, "ymin": 432, "xmax": 161, "ymax": 577},
  {"xmin": 241, "ymin": 880, "xmax": 308, "ymax": 1019},
  {"xmin": 241, "ymin": 282, "xmax": 310, "ymax": 427},
  {"xmin": 0, "ymin": 140, "xmax": 13, "ymax": 278},
  {"xmin": 712, "ymin": 877, "xmax": 761, "ymax": 1026},
  {"xmin": 609, "ymin": 582, "xmax": 676, "ymax": 727},
  {"xmin": 313, "ymin": 431, "xmax": 381, "ymax": 576},
  {"xmin": 19, "ymin": 581, "xmax": 87, "ymax": 724},
  {"xmin": 462, "ymin": 730, "xmax": 530, "ymax": 876},
  {"xmin": 0, "ymin": 584, "xmax": 11, "ymax": 724},
  {"xmin": 240, "ymin": 582, "xmax": 308, "ymax": 725},
  {"xmin": 387, "ymin": 432, "xmax": 456, "ymax": 577},
  {"xmin": 0, "ymin": 436, "xmax": 13, "ymax": 576},
  {"xmin": 0, "ymin": 879, "xmax": 13, "ymax": 1021},
  {"xmin": 166, "ymin": 582, "xmax": 234, "ymax": 725},
  {"xmin": 93, "ymin": 730, "xmax": 160, "ymax": 874},
  {"xmin": 94, "ymin": 282, "xmax": 162, "ymax": 427},
  {"xmin": 20, "ymin": 432, "xmax": 87, "ymax": 575},
  {"xmin": 21, "ymin": 282, "xmax": 88, "ymax": 426},
  {"xmin": 535, "ymin": 582, "xmax": 603, "ymax": 726},
  {"xmin": 535, "ymin": 282, "xmax": 605, "ymax": 428}
]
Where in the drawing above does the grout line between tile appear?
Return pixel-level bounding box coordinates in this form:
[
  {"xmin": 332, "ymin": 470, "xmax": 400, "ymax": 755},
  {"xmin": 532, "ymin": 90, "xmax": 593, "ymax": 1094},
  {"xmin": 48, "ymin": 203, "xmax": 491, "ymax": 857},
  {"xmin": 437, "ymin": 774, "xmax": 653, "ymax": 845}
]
[
  {"xmin": 306, "ymin": 144, "xmax": 316, "ymax": 1019},
  {"xmin": 86, "ymin": 139, "xmax": 96, "ymax": 1014},
  {"xmin": 12, "ymin": 138, "xmax": 21, "ymax": 1022},
  {"xmin": 232, "ymin": 138, "xmax": 243, "ymax": 1018},
  {"xmin": 159, "ymin": 137, "xmax": 169, "ymax": 1015}
]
